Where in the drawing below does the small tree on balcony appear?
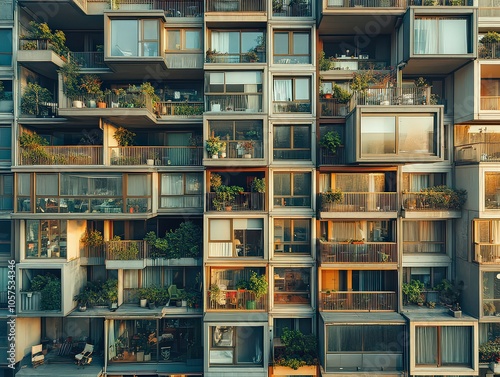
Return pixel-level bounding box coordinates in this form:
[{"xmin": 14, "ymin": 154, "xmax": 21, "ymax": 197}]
[
  {"xmin": 275, "ymin": 328, "xmax": 318, "ymax": 370},
  {"xmin": 319, "ymin": 131, "xmax": 342, "ymax": 155},
  {"xmin": 30, "ymin": 273, "xmax": 61, "ymax": 311}
]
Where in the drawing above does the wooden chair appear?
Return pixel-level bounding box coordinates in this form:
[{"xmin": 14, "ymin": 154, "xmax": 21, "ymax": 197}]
[{"xmin": 31, "ymin": 344, "xmax": 44, "ymax": 368}]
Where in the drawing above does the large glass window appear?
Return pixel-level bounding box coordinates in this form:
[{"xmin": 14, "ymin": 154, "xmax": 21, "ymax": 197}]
[
  {"xmin": 26, "ymin": 220, "xmax": 67, "ymax": 259},
  {"xmin": 273, "ymin": 77, "xmax": 311, "ymax": 113},
  {"xmin": 166, "ymin": 29, "xmax": 202, "ymax": 50},
  {"xmin": 0, "ymin": 221, "xmax": 11, "ymax": 255},
  {"xmin": 273, "ymin": 31, "xmax": 311, "ymax": 64},
  {"xmin": 273, "ymin": 124, "xmax": 311, "ymax": 160},
  {"xmin": 0, "ymin": 29, "xmax": 12, "ymax": 65},
  {"xmin": 415, "ymin": 326, "xmax": 472, "ymax": 366},
  {"xmin": 209, "ymin": 30, "xmax": 265, "ymax": 63},
  {"xmin": 414, "ymin": 17, "xmax": 470, "ymax": 55},
  {"xmin": 273, "ymin": 219, "xmax": 310, "ymax": 254},
  {"xmin": 16, "ymin": 173, "xmax": 31, "ymax": 212},
  {"xmin": 403, "ymin": 221, "xmax": 446, "ymax": 253},
  {"xmin": 485, "ymin": 173, "xmax": 500, "ymax": 209},
  {"xmin": 209, "ymin": 120, "xmax": 263, "ymax": 158},
  {"xmin": 209, "ymin": 326, "xmax": 263, "ymax": 366},
  {"xmin": 0, "ymin": 127, "xmax": 11, "ymax": 160},
  {"xmin": 160, "ymin": 173, "xmax": 202, "ymax": 209},
  {"xmin": 274, "ymin": 267, "xmax": 311, "ymax": 305},
  {"xmin": 402, "ymin": 173, "xmax": 446, "ymax": 191},
  {"xmin": 273, "ymin": 172, "xmax": 311, "ymax": 207},
  {"xmin": 208, "ymin": 218, "xmax": 263, "ymax": 258},
  {"xmin": 403, "ymin": 267, "xmax": 446, "ymax": 289},
  {"xmin": 0, "ymin": 174, "xmax": 13, "ymax": 211},
  {"xmin": 361, "ymin": 114, "xmax": 437, "ymax": 156},
  {"xmin": 111, "ymin": 19, "xmax": 160, "ymax": 57}
]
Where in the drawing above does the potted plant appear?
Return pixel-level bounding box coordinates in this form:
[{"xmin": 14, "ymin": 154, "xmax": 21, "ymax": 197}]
[
  {"xmin": 273, "ymin": 0, "xmax": 284, "ymax": 13},
  {"xmin": 136, "ymin": 288, "xmax": 149, "ymax": 307},
  {"xmin": 79, "ymin": 74, "xmax": 103, "ymax": 107},
  {"xmin": 21, "ymin": 82, "xmax": 53, "ymax": 116},
  {"xmin": 251, "ymin": 177, "xmax": 266, "ymax": 193},
  {"xmin": 236, "ymin": 279, "xmax": 248, "ymax": 291},
  {"xmin": 140, "ymin": 82, "xmax": 161, "ymax": 110},
  {"xmin": 246, "ymin": 271, "xmax": 268, "ymax": 309},
  {"xmin": 214, "ymin": 185, "xmax": 244, "ymax": 211},
  {"xmin": 209, "ymin": 283, "xmax": 222, "ymax": 306},
  {"xmin": 333, "ymin": 84, "xmax": 352, "ymax": 115},
  {"xmin": 274, "ymin": 328, "xmax": 318, "ymax": 373},
  {"xmin": 480, "ymin": 31, "xmax": 500, "ymax": 59},
  {"xmin": 144, "ymin": 231, "xmax": 169, "ymax": 259},
  {"xmin": 245, "ymin": 49, "xmax": 259, "ymax": 62},
  {"xmin": 0, "ymin": 81, "xmax": 13, "ymax": 112},
  {"xmin": 103, "ymin": 278, "xmax": 119, "ymax": 311},
  {"xmin": 320, "ymin": 189, "xmax": 343, "ymax": 209},
  {"xmin": 480, "ymin": 338, "xmax": 500, "ymax": 371},
  {"xmin": 239, "ymin": 140, "xmax": 255, "ymax": 158},
  {"xmin": 319, "ymin": 131, "xmax": 342, "ymax": 155},
  {"xmin": 206, "ymin": 135, "xmax": 226, "ymax": 158},
  {"xmin": 80, "ymin": 229, "xmax": 104, "ymax": 248},
  {"xmin": 402, "ymin": 279, "xmax": 425, "ymax": 305},
  {"xmin": 319, "ymin": 51, "xmax": 333, "ymax": 71},
  {"xmin": 113, "ymin": 127, "xmax": 136, "ymax": 146},
  {"xmin": 19, "ymin": 131, "xmax": 51, "ymax": 164},
  {"xmin": 74, "ymin": 290, "xmax": 91, "ymax": 311}
]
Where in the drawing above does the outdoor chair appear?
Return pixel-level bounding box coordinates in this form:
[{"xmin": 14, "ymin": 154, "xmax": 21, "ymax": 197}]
[
  {"xmin": 75, "ymin": 343, "xmax": 93, "ymax": 367},
  {"xmin": 31, "ymin": 344, "xmax": 44, "ymax": 368}
]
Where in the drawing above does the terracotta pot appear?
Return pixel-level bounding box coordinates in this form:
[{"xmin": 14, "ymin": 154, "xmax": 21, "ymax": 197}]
[{"xmin": 97, "ymin": 101, "xmax": 107, "ymax": 108}]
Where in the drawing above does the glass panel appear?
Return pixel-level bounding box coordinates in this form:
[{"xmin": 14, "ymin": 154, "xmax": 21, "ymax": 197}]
[
  {"xmin": 242, "ymin": 32, "xmax": 263, "ymax": 52},
  {"xmin": 293, "ymin": 173, "xmax": 311, "ymax": 195},
  {"xmin": 293, "ymin": 126, "xmax": 310, "ymax": 148},
  {"xmin": 441, "ymin": 326, "xmax": 471, "ymax": 365},
  {"xmin": 143, "ymin": 20, "xmax": 158, "ymax": 40},
  {"xmin": 0, "ymin": 128, "xmax": 11, "ymax": 147},
  {"xmin": 399, "ymin": 116, "xmax": 435, "ymax": 154},
  {"xmin": 328, "ymin": 326, "xmax": 362, "ymax": 352},
  {"xmin": 36, "ymin": 174, "xmax": 58, "ymax": 195},
  {"xmin": 274, "ymin": 127, "xmax": 291, "ymax": 148},
  {"xmin": 185, "ymin": 173, "xmax": 202, "ymax": 194},
  {"xmin": 295, "ymin": 79, "xmax": 310, "ymax": 100},
  {"xmin": 167, "ymin": 30, "xmax": 180, "ymax": 50},
  {"xmin": 17, "ymin": 173, "xmax": 30, "ymax": 196},
  {"xmin": 236, "ymin": 327, "xmax": 263, "ymax": 365},
  {"xmin": 274, "ymin": 33, "xmax": 289, "ymax": 54},
  {"xmin": 415, "ymin": 326, "xmax": 437, "ymax": 364},
  {"xmin": 293, "ymin": 33, "xmax": 309, "ymax": 55},
  {"xmin": 186, "ymin": 30, "xmax": 201, "ymax": 49},
  {"xmin": 111, "ymin": 20, "xmax": 138, "ymax": 57},
  {"xmin": 0, "ymin": 30, "xmax": 12, "ymax": 65},
  {"xmin": 210, "ymin": 219, "xmax": 231, "ymax": 240},
  {"xmin": 274, "ymin": 174, "xmax": 291, "ymax": 195},
  {"xmin": 161, "ymin": 173, "xmax": 183, "ymax": 195},
  {"xmin": 127, "ymin": 174, "xmax": 150, "ymax": 196},
  {"xmin": 361, "ymin": 117, "xmax": 396, "ymax": 154}
]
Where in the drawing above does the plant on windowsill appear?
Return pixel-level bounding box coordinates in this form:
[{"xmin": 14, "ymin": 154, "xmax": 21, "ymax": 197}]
[
  {"xmin": 239, "ymin": 140, "xmax": 255, "ymax": 158},
  {"xmin": 206, "ymin": 135, "xmax": 226, "ymax": 158},
  {"xmin": 246, "ymin": 271, "xmax": 268, "ymax": 309},
  {"xmin": 274, "ymin": 328, "xmax": 318, "ymax": 371}
]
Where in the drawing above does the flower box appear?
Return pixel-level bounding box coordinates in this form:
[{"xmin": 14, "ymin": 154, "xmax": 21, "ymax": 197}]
[{"xmin": 273, "ymin": 365, "xmax": 317, "ymax": 376}]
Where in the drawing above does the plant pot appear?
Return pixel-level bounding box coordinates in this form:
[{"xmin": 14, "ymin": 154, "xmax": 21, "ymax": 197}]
[
  {"xmin": 149, "ymin": 302, "xmax": 156, "ymax": 309},
  {"xmin": 72, "ymin": 100, "xmax": 83, "ymax": 108},
  {"xmin": 97, "ymin": 101, "xmax": 107, "ymax": 108},
  {"xmin": 246, "ymin": 300, "xmax": 256, "ymax": 310},
  {"xmin": 490, "ymin": 362, "xmax": 500, "ymax": 373},
  {"xmin": 212, "ymin": 154, "xmax": 219, "ymax": 159},
  {"xmin": 243, "ymin": 153, "xmax": 252, "ymax": 159},
  {"xmin": 225, "ymin": 206, "xmax": 232, "ymax": 211},
  {"xmin": 181, "ymin": 300, "xmax": 187, "ymax": 307},
  {"xmin": 110, "ymin": 302, "xmax": 118, "ymax": 312},
  {"xmin": 146, "ymin": 159, "xmax": 154, "ymax": 166},
  {"xmin": 140, "ymin": 298, "xmax": 147, "ymax": 307},
  {"xmin": 221, "ymin": 152, "xmax": 226, "ymax": 158},
  {"xmin": 449, "ymin": 308, "xmax": 462, "ymax": 318},
  {"xmin": 88, "ymin": 100, "xmax": 97, "ymax": 108},
  {"xmin": 79, "ymin": 305, "xmax": 87, "ymax": 312},
  {"xmin": 176, "ymin": 300, "xmax": 182, "ymax": 307},
  {"xmin": 129, "ymin": 207, "xmax": 134, "ymax": 213},
  {"xmin": 324, "ymin": 93, "xmax": 332, "ymax": 99}
]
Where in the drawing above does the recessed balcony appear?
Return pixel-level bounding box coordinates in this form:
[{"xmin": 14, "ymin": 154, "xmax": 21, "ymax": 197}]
[
  {"xmin": 109, "ymin": 146, "xmax": 203, "ymax": 166},
  {"xmin": 105, "ymin": 240, "xmax": 147, "ymax": 269},
  {"xmin": 19, "ymin": 146, "xmax": 103, "ymax": 166},
  {"xmin": 206, "ymin": 192, "xmax": 265, "ymax": 212},
  {"xmin": 474, "ymin": 243, "xmax": 500, "ymax": 264},
  {"xmin": 319, "ymin": 240, "xmax": 397, "ymax": 264},
  {"xmin": 205, "ymin": 0, "xmax": 266, "ymax": 12},
  {"xmin": 207, "ymin": 289, "xmax": 267, "ymax": 310},
  {"xmin": 401, "ymin": 190, "xmax": 465, "ymax": 218},
  {"xmin": 206, "ymin": 94, "xmax": 263, "ymax": 113},
  {"xmin": 319, "ymin": 291, "xmax": 396, "ymax": 311},
  {"xmin": 318, "ymin": 192, "xmax": 398, "ymax": 218}
]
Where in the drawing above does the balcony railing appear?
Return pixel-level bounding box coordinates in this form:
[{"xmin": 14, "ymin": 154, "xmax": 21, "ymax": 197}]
[
  {"xmin": 402, "ymin": 192, "xmax": 462, "ymax": 210},
  {"xmin": 326, "ymin": 0, "xmax": 406, "ymax": 8},
  {"xmin": 63, "ymin": 92, "xmax": 154, "ymax": 114},
  {"xmin": 273, "ymin": 101, "xmax": 311, "ymax": 113},
  {"xmin": 320, "ymin": 291, "xmax": 396, "ymax": 311},
  {"xmin": 207, "ymin": 290, "xmax": 267, "ymax": 310},
  {"xmin": 217, "ymin": 140, "xmax": 264, "ymax": 159},
  {"xmin": 273, "ymin": 1, "xmax": 312, "ymax": 16},
  {"xmin": 319, "ymin": 240, "xmax": 397, "ymax": 263},
  {"xmin": 474, "ymin": 243, "xmax": 500, "ymax": 263},
  {"xmin": 158, "ymin": 101, "xmax": 204, "ymax": 116},
  {"xmin": 479, "ymin": 6, "xmax": 500, "ymax": 17},
  {"xmin": 20, "ymin": 146, "xmax": 103, "ymax": 165},
  {"xmin": 319, "ymin": 146, "xmax": 346, "ymax": 165},
  {"xmin": 32, "ymin": 197, "xmax": 125, "ymax": 214},
  {"xmin": 105, "ymin": 240, "xmax": 145, "ymax": 260},
  {"xmin": 455, "ymin": 142, "xmax": 500, "ymax": 163},
  {"xmin": 206, "ymin": 192, "xmax": 265, "ymax": 211},
  {"xmin": 206, "ymin": 51, "xmax": 266, "ymax": 63},
  {"xmin": 109, "ymin": 146, "xmax": 203, "ymax": 166},
  {"xmin": 159, "ymin": 0, "xmax": 203, "ymax": 16},
  {"xmin": 20, "ymin": 292, "xmax": 42, "ymax": 312},
  {"xmin": 355, "ymin": 87, "xmax": 430, "ymax": 106},
  {"xmin": 481, "ymin": 96, "xmax": 500, "ymax": 111},
  {"xmin": 19, "ymin": 38, "xmax": 55, "ymax": 51},
  {"xmin": 165, "ymin": 53, "xmax": 204, "ymax": 69},
  {"xmin": 403, "ymin": 242, "xmax": 445, "ymax": 253},
  {"xmin": 409, "ymin": 0, "xmax": 473, "ymax": 6},
  {"xmin": 319, "ymin": 99, "xmax": 350, "ymax": 117},
  {"xmin": 479, "ymin": 43, "xmax": 500, "ymax": 59},
  {"xmin": 206, "ymin": 0, "xmax": 266, "ymax": 12},
  {"xmin": 69, "ymin": 52, "xmax": 106, "ymax": 68},
  {"xmin": 81, "ymin": 245, "xmax": 105, "ymax": 265},
  {"xmin": 206, "ymin": 95, "xmax": 262, "ymax": 113},
  {"xmin": 319, "ymin": 192, "xmax": 398, "ymax": 212}
]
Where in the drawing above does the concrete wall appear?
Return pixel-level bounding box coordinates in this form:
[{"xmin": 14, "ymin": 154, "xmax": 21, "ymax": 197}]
[
  {"xmin": 454, "ymin": 61, "xmax": 475, "ymax": 124},
  {"xmin": 15, "ymin": 317, "xmax": 41, "ymax": 362}
]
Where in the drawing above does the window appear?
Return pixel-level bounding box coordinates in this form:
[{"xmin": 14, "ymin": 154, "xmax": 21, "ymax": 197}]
[
  {"xmin": 273, "ymin": 219, "xmax": 310, "ymax": 254},
  {"xmin": 403, "ymin": 267, "xmax": 446, "ymax": 289},
  {"xmin": 166, "ymin": 29, "xmax": 201, "ymax": 50},
  {"xmin": 0, "ymin": 174, "xmax": 12, "ymax": 211},
  {"xmin": 111, "ymin": 19, "xmax": 160, "ymax": 57},
  {"xmin": 26, "ymin": 220, "xmax": 67, "ymax": 259},
  {"xmin": 403, "ymin": 221, "xmax": 446, "ymax": 253},
  {"xmin": 209, "ymin": 120, "xmax": 263, "ymax": 158},
  {"xmin": 273, "ymin": 77, "xmax": 311, "ymax": 113},
  {"xmin": 273, "ymin": 124, "xmax": 311, "ymax": 160},
  {"xmin": 273, "ymin": 172, "xmax": 311, "ymax": 207},
  {"xmin": 209, "ymin": 30, "xmax": 265, "ymax": 63},
  {"xmin": 0, "ymin": 221, "xmax": 11, "ymax": 255},
  {"xmin": 361, "ymin": 114, "xmax": 437, "ymax": 156},
  {"xmin": 209, "ymin": 326, "xmax": 263, "ymax": 366},
  {"xmin": 208, "ymin": 218, "xmax": 264, "ymax": 258},
  {"xmin": 273, "ymin": 31, "xmax": 311, "ymax": 64},
  {"xmin": 414, "ymin": 17, "xmax": 471, "ymax": 55},
  {"xmin": 0, "ymin": 1, "xmax": 13, "ymax": 20},
  {"xmin": 402, "ymin": 173, "xmax": 446, "ymax": 191},
  {"xmin": 274, "ymin": 318, "xmax": 312, "ymax": 337},
  {"xmin": 160, "ymin": 173, "xmax": 202, "ymax": 209},
  {"xmin": 415, "ymin": 326, "xmax": 472, "ymax": 366},
  {"xmin": 274, "ymin": 267, "xmax": 311, "ymax": 305},
  {"xmin": 16, "ymin": 173, "xmax": 31, "ymax": 212},
  {"xmin": 319, "ymin": 220, "xmax": 395, "ymax": 243},
  {"xmin": 0, "ymin": 127, "xmax": 11, "ymax": 161},
  {"xmin": 0, "ymin": 29, "xmax": 12, "ymax": 65},
  {"xmin": 485, "ymin": 173, "xmax": 500, "ymax": 209}
]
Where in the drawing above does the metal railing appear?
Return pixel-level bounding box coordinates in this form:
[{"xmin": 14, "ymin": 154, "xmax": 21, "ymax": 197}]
[
  {"xmin": 455, "ymin": 142, "xmax": 500, "ymax": 163},
  {"xmin": 326, "ymin": 0, "xmax": 406, "ymax": 7},
  {"xmin": 206, "ymin": 94, "xmax": 262, "ymax": 113},
  {"xmin": 206, "ymin": 192, "xmax": 265, "ymax": 211},
  {"xmin": 19, "ymin": 38, "xmax": 54, "ymax": 51},
  {"xmin": 157, "ymin": 101, "xmax": 204, "ymax": 116},
  {"xmin": 319, "ymin": 99, "xmax": 349, "ymax": 117},
  {"xmin": 20, "ymin": 292, "xmax": 42, "ymax": 312},
  {"xmin": 402, "ymin": 192, "xmax": 462, "ymax": 210},
  {"xmin": 33, "ymin": 197, "xmax": 125, "ymax": 214},
  {"xmin": 318, "ymin": 146, "xmax": 346, "ymax": 165},
  {"xmin": 479, "ymin": 43, "xmax": 500, "ymax": 59},
  {"xmin": 106, "ymin": 240, "xmax": 145, "ymax": 260},
  {"xmin": 206, "ymin": 51, "xmax": 266, "ymax": 63},
  {"xmin": 319, "ymin": 192, "xmax": 398, "ymax": 212},
  {"xmin": 109, "ymin": 146, "xmax": 203, "ymax": 166},
  {"xmin": 403, "ymin": 242, "xmax": 445, "ymax": 253},
  {"xmin": 474, "ymin": 243, "xmax": 500, "ymax": 263},
  {"xmin": 166, "ymin": 53, "xmax": 204, "ymax": 69},
  {"xmin": 409, "ymin": 0, "xmax": 473, "ymax": 5},
  {"xmin": 273, "ymin": 1, "xmax": 312, "ymax": 16},
  {"xmin": 206, "ymin": 0, "xmax": 265, "ymax": 12},
  {"xmin": 20, "ymin": 146, "xmax": 102, "ymax": 165},
  {"xmin": 81, "ymin": 245, "xmax": 105, "ymax": 265},
  {"xmin": 319, "ymin": 241, "xmax": 397, "ymax": 263},
  {"xmin": 217, "ymin": 140, "xmax": 264, "ymax": 159},
  {"xmin": 273, "ymin": 101, "xmax": 311, "ymax": 113},
  {"xmin": 159, "ymin": 0, "xmax": 203, "ymax": 16},
  {"xmin": 208, "ymin": 290, "xmax": 267, "ymax": 310},
  {"xmin": 64, "ymin": 92, "xmax": 154, "ymax": 114},
  {"xmin": 320, "ymin": 291, "xmax": 396, "ymax": 311},
  {"xmin": 355, "ymin": 87, "xmax": 430, "ymax": 106},
  {"xmin": 273, "ymin": 148, "xmax": 311, "ymax": 160},
  {"xmin": 69, "ymin": 52, "xmax": 106, "ymax": 68}
]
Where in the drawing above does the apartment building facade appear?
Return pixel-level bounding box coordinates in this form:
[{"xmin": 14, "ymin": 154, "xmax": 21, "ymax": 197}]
[{"xmin": 0, "ymin": 0, "xmax": 498, "ymax": 376}]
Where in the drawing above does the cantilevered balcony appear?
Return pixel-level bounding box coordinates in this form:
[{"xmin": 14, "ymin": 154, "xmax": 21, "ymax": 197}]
[
  {"xmin": 474, "ymin": 243, "xmax": 500, "ymax": 264},
  {"xmin": 401, "ymin": 190, "xmax": 464, "ymax": 218},
  {"xmin": 319, "ymin": 291, "xmax": 396, "ymax": 311},
  {"xmin": 207, "ymin": 289, "xmax": 267, "ymax": 310},
  {"xmin": 206, "ymin": 0, "xmax": 265, "ymax": 12},
  {"xmin": 318, "ymin": 192, "xmax": 398, "ymax": 217},
  {"xmin": 69, "ymin": 51, "xmax": 106, "ymax": 69},
  {"xmin": 19, "ymin": 146, "xmax": 103, "ymax": 166},
  {"xmin": 18, "ymin": 39, "xmax": 65, "ymax": 79},
  {"xmin": 319, "ymin": 99, "xmax": 350, "ymax": 117},
  {"xmin": 319, "ymin": 240, "xmax": 397, "ymax": 264},
  {"xmin": 273, "ymin": 0, "xmax": 312, "ymax": 17},
  {"xmin": 105, "ymin": 239, "xmax": 146, "ymax": 269},
  {"xmin": 109, "ymin": 146, "xmax": 203, "ymax": 166},
  {"xmin": 455, "ymin": 142, "xmax": 500, "ymax": 163}
]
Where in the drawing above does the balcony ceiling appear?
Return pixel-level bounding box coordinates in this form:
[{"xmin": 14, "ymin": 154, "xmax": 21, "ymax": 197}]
[
  {"xmin": 17, "ymin": 0, "xmax": 103, "ymax": 30},
  {"xmin": 318, "ymin": 14, "xmax": 401, "ymax": 34},
  {"xmin": 402, "ymin": 57, "xmax": 474, "ymax": 75}
]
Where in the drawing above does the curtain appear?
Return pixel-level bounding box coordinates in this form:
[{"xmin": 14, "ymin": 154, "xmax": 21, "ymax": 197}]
[
  {"xmin": 441, "ymin": 326, "xmax": 471, "ymax": 364},
  {"xmin": 440, "ymin": 19, "xmax": 467, "ymax": 54},
  {"xmin": 410, "ymin": 174, "xmax": 429, "ymax": 191},
  {"xmin": 359, "ymin": 271, "xmax": 382, "ymax": 291},
  {"xmin": 415, "ymin": 326, "xmax": 437, "ymax": 364},
  {"xmin": 319, "ymin": 174, "xmax": 331, "ymax": 192},
  {"xmin": 414, "ymin": 19, "xmax": 438, "ymax": 54},
  {"xmin": 273, "ymin": 80, "xmax": 292, "ymax": 101},
  {"xmin": 127, "ymin": 175, "xmax": 150, "ymax": 196},
  {"xmin": 332, "ymin": 222, "xmax": 357, "ymax": 241},
  {"xmin": 108, "ymin": 320, "xmax": 116, "ymax": 360},
  {"xmin": 36, "ymin": 174, "xmax": 58, "ymax": 195},
  {"xmin": 212, "ymin": 32, "xmax": 231, "ymax": 53},
  {"xmin": 327, "ymin": 326, "xmax": 362, "ymax": 352}
]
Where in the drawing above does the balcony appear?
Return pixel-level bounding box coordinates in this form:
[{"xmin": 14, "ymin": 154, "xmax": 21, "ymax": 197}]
[
  {"xmin": 474, "ymin": 243, "xmax": 500, "ymax": 264},
  {"xmin": 455, "ymin": 142, "xmax": 500, "ymax": 163},
  {"xmin": 109, "ymin": 146, "xmax": 203, "ymax": 166},
  {"xmin": 319, "ymin": 99, "xmax": 350, "ymax": 117},
  {"xmin": 69, "ymin": 51, "xmax": 106, "ymax": 69},
  {"xmin": 401, "ymin": 190, "xmax": 465, "ymax": 218},
  {"xmin": 157, "ymin": 101, "xmax": 203, "ymax": 117},
  {"xmin": 206, "ymin": 192, "xmax": 265, "ymax": 212},
  {"xmin": 319, "ymin": 192, "xmax": 398, "ymax": 217},
  {"xmin": 319, "ymin": 291, "xmax": 396, "ymax": 311},
  {"xmin": 318, "ymin": 146, "xmax": 346, "ymax": 165},
  {"xmin": 206, "ymin": 51, "xmax": 266, "ymax": 64},
  {"xmin": 479, "ymin": 42, "xmax": 500, "ymax": 59},
  {"xmin": 165, "ymin": 53, "xmax": 204, "ymax": 69},
  {"xmin": 273, "ymin": 101, "xmax": 311, "ymax": 114},
  {"xmin": 81, "ymin": 245, "xmax": 105, "ymax": 265},
  {"xmin": 105, "ymin": 240, "xmax": 147, "ymax": 269},
  {"xmin": 206, "ymin": 94, "xmax": 262, "ymax": 113},
  {"xmin": 355, "ymin": 87, "xmax": 431, "ymax": 106},
  {"xmin": 207, "ymin": 289, "xmax": 267, "ymax": 310},
  {"xmin": 205, "ymin": 0, "xmax": 266, "ymax": 12},
  {"xmin": 273, "ymin": 0, "xmax": 312, "ymax": 16},
  {"xmin": 19, "ymin": 146, "xmax": 103, "ymax": 166},
  {"xmin": 319, "ymin": 240, "xmax": 397, "ymax": 264},
  {"xmin": 410, "ymin": 0, "xmax": 473, "ymax": 6},
  {"xmin": 325, "ymin": 0, "xmax": 406, "ymax": 8}
]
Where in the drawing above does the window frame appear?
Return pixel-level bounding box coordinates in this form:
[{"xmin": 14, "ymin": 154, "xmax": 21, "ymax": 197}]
[
  {"xmin": 273, "ymin": 30, "xmax": 311, "ymax": 64},
  {"xmin": 272, "ymin": 76, "xmax": 312, "ymax": 113},
  {"xmin": 159, "ymin": 172, "xmax": 203, "ymax": 209},
  {"xmin": 166, "ymin": 28, "xmax": 202, "ymax": 51},
  {"xmin": 0, "ymin": 174, "xmax": 13, "ymax": 211},
  {"xmin": 208, "ymin": 218, "xmax": 264, "ymax": 258},
  {"xmin": 402, "ymin": 220, "xmax": 446, "ymax": 254},
  {"xmin": 273, "ymin": 171, "xmax": 312, "ymax": 207},
  {"xmin": 110, "ymin": 18, "xmax": 161, "ymax": 58},
  {"xmin": 273, "ymin": 124, "xmax": 311, "ymax": 160},
  {"xmin": 208, "ymin": 29, "xmax": 266, "ymax": 63},
  {"xmin": 273, "ymin": 218, "xmax": 311, "ymax": 255}
]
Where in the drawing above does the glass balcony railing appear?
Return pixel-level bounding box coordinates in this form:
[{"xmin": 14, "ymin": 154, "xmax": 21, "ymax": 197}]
[
  {"xmin": 273, "ymin": 101, "xmax": 311, "ymax": 113},
  {"xmin": 409, "ymin": 0, "xmax": 473, "ymax": 6},
  {"xmin": 206, "ymin": 0, "xmax": 265, "ymax": 12},
  {"xmin": 165, "ymin": 53, "xmax": 204, "ymax": 69},
  {"xmin": 319, "ymin": 291, "xmax": 396, "ymax": 311},
  {"xmin": 157, "ymin": 101, "xmax": 204, "ymax": 116},
  {"xmin": 319, "ymin": 192, "xmax": 398, "ymax": 212},
  {"xmin": 109, "ymin": 146, "xmax": 203, "ymax": 166},
  {"xmin": 206, "ymin": 51, "xmax": 266, "ymax": 63},
  {"xmin": 273, "ymin": 1, "xmax": 312, "ymax": 16},
  {"xmin": 319, "ymin": 240, "xmax": 397, "ymax": 263},
  {"xmin": 19, "ymin": 146, "xmax": 102, "ymax": 165},
  {"xmin": 207, "ymin": 290, "xmax": 267, "ymax": 310},
  {"xmin": 403, "ymin": 242, "xmax": 445, "ymax": 253}
]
